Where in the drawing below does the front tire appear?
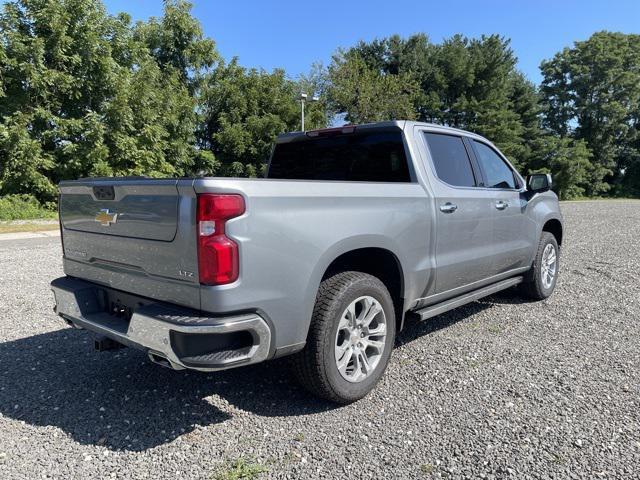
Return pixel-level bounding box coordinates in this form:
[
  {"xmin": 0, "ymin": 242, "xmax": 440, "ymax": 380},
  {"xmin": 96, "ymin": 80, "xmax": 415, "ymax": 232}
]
[
  {"xmin": 292, "ymin": 271, "xmax": 396, "ymax": 404},
  {"xmin": 520, "ymin": 231, "xmax": 560, "ymax": 300}
]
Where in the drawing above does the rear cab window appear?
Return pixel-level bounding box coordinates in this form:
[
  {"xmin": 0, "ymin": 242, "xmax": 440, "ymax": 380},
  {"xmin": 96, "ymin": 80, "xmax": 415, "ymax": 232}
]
[
  {"xmin": 423, "ymin": 132, "xmax": 477, "ymax": 187},
  {"xmin": 267, "ymin": 130, "xmax": 411, "ymax": 182}
]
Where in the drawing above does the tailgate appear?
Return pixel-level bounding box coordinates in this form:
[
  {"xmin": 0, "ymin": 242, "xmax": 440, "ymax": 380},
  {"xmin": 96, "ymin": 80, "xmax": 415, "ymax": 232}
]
[
  {"xmin": 60, "ymin": 179, "xmax": 179, "ymax": 241},
  {"xmin": 58, "ymin": 178, "xmax": 201, "ymax": 309}
]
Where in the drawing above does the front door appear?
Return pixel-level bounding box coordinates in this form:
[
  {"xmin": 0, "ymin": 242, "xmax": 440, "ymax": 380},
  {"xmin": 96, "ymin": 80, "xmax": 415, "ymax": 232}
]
[
  {"xmin": 420, "ymin": 131, "xmax": 497, "ymax": 294},
  {"xmin": 468, "ymin": 139, "xmax": 533, "ymax": 275}
]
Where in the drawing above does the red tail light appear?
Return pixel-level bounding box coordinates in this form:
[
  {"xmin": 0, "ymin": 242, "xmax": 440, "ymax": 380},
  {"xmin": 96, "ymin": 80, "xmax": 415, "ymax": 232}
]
[{"xmin": 197, "ymin": 194, "xmax": 245, "ymax": 285}]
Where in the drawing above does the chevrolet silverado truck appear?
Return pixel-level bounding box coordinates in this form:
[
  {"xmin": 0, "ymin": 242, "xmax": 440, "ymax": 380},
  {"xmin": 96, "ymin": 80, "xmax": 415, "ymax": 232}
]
[{"xmin": 51, "ymin": 121, "xmax": 563, "ymax": 403}]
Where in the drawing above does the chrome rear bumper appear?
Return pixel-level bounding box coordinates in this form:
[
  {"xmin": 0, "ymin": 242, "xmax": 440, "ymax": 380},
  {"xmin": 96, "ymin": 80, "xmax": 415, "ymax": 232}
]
[{"xmin": 51, "ymin": 277, "xmax": 272, "ymax": 371}]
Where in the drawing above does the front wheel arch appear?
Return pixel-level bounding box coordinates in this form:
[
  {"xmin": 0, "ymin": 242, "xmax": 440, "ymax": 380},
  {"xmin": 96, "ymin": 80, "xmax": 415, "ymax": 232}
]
[{"xmin": 542, "ymin": 218, "xmax": 563, "ymax": 246}]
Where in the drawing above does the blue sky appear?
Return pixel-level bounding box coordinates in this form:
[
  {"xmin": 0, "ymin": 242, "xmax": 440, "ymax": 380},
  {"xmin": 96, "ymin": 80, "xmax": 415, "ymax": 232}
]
[{"xmin": 15, "ymin": 0, "xmax": 640, "ymax": 84}]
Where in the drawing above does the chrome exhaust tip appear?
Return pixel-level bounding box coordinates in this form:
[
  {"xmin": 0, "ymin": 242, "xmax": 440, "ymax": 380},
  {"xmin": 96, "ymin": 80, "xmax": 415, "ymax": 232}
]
[{"xmin": 147, "ymin": 351, "xmax": 183, "ymax": 370}]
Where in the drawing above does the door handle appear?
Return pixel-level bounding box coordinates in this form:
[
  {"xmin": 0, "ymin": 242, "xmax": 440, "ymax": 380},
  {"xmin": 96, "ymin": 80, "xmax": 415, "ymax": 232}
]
[
  {"xmin": 439, "ymin": 202, "xmax": 458, "ymax": 213},
  {"xmin": 495, "ymin": 200, "xmax": 509, "ymax": 210}
]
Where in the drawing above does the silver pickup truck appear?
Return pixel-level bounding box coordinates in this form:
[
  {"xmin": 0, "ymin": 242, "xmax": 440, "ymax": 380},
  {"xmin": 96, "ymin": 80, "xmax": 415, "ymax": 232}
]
[{"xmin": 51, "ymin": 121, "xmax": 563, "ymax": 403}]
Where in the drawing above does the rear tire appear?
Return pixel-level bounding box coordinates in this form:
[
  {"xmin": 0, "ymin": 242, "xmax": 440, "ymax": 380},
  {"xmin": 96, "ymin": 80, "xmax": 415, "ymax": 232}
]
[
  {"xmin": 291, "ymin": 271, "xmax": 395, "ymax": 404},
  {"xmin": 520, "ymin": 231, "xmax": 559, "ymax": 300}
]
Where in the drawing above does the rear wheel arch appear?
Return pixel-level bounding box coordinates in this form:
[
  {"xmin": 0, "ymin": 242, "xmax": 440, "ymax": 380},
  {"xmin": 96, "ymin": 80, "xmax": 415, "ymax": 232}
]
[{"xmin": 321, "ymin": 247, "xmax": 405, "ymax": 334}]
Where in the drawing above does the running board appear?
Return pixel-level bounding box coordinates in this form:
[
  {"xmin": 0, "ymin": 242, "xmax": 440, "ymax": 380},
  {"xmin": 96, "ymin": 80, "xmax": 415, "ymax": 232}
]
[{"xmin": 413, "ymin": 276, "xmax": 523, "ymax": 321}]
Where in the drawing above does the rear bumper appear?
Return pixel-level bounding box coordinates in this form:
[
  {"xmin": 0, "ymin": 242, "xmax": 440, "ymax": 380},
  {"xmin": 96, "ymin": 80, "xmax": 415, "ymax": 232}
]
[{"xmin": 50, "ymin": 277, "xmax": 272, "ymax": 371}]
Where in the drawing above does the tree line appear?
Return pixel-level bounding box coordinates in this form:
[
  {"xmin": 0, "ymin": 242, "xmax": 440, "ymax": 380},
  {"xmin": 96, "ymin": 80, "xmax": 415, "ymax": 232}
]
[{"xmin": 1, "ymin": 0, "xmax": 639, "ymax": 207}]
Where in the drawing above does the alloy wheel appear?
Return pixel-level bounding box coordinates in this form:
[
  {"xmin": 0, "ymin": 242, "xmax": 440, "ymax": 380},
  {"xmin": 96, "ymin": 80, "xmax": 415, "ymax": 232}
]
[{"xmin": 334, "ymin": 295, "xmax": 388, "ymax": 383}]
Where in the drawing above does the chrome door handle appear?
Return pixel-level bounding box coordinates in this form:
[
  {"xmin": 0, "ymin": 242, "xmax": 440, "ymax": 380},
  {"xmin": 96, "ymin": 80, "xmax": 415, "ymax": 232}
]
[
  {"xmin": 439, "ymin": 202, "xmax": 458, "ymax": 213},
  {"xmin": 495, "ymin": 200, "xmax": 509, "ymax": 210}
]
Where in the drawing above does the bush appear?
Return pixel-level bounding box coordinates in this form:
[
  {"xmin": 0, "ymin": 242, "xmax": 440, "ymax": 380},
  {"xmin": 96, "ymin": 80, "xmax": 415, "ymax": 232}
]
[{"xmin": 0, "ymin": 195, "xmax": 57, "ymax": 221}]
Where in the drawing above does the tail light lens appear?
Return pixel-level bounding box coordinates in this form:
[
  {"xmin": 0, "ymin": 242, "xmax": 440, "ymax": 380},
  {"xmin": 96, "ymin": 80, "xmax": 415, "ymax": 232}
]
[{"xmin": 197, "ymin": 194, "xmax": 245, "ymax": 285}]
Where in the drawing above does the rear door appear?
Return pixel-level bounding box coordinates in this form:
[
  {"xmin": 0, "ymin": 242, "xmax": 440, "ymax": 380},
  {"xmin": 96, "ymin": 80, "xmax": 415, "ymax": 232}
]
[
  {"xmin": 420, "ymin": 131, "xmax": 496, "ymax": 294},
  {"xmin": 58, "ymin": 178, "xmax": 201, "ymax": 309},
  {"xmin": 468, "ymin": 140, "xmax": 533, "ymax": 275}
]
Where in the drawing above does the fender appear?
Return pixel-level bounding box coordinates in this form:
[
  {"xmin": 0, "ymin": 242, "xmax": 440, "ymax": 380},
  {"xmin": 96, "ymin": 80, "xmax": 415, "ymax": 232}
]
[{"xmin": 299, "ymin": 234, "xmax": 409, "ymax": 336}]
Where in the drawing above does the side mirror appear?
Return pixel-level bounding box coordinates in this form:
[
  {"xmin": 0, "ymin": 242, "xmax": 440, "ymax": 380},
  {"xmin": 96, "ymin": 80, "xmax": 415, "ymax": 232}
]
[{"xmin": 527, "ymin": 173, "xmax": 552, "ymax": 193}]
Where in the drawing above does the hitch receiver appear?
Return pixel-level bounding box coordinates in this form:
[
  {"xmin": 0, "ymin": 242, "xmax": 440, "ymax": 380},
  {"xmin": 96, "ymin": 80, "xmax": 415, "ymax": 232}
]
[{"xmin": 94, "ymin": 335, "xmax": 125, "ymax": 352}]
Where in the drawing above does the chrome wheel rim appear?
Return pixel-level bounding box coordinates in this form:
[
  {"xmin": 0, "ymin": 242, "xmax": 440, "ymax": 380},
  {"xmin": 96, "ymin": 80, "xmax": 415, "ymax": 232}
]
[
  {"xmin": 334, "ymin": 295, "xmax": 387, "ymax": 383},
  {"xmin": 541, "ymin": 244, "xmax": 557, "ymax": 289}
]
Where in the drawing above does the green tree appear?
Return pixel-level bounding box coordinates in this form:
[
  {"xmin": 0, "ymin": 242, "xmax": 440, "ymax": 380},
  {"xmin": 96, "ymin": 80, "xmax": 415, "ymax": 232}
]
[
  {"xmin": 507, "ymin": 72, "xmax": 544, "ymax": 171},
  {"xmin": 331, "ymin": 34, "xmax": 540, "ymax": 170},
  {"xmin": 3, "ymin": 1, "xmax": 635, "ymax": 203},
  {"xmin": 198, "ymin": 59, "xmax": 326, "ymax": 176},
  {"xmin": 0, "ymin": 0, "xmax": 216, "ymax": 203},
  {"xmin": 133, "ymin": 0, "xmax": 217, "ymax": 89},
  {"xmin": 327, "ymin": 48, "xmax": 419, "ymax": 124},
  {"xmin": 540, "ymin": 31, "xmax": 640, "ymax": 196},
  {"xmin": 527, "ymin": 136, "xmax": 592, "ymax": 200},
  {"xmin": 296, "ymin": 61, "xmax": 332, "ymax": 125}
]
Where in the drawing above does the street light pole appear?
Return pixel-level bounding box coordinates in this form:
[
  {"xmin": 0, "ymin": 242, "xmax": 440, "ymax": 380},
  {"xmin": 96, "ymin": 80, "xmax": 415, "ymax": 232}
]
[
  {"xmin": 299, "ymin": 93, "xmax": 319, "ymax": 131},
  {"xmin": 300, "ymin": 93, "xmax": 307, "ymax": 131}
]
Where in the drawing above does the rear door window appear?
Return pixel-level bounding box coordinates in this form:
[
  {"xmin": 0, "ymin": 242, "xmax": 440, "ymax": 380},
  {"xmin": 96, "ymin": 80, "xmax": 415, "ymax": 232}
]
[
  {"xmin": 423, "ymin": 133, "xmax": 476, "ymax": 187},
  {"xmin": 472, "ymin": 141, "xmax": 518, "ymax": 189},
  {"xmin": 268, "ymin": 130, "xmax": 410, "ymax": 182}
]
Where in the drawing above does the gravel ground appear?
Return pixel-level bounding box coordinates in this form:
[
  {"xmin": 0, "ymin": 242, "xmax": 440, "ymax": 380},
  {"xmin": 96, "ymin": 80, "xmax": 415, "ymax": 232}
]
[{"xmin": 0, "ymin": 200, "xmax": 639, "ymax": 479}]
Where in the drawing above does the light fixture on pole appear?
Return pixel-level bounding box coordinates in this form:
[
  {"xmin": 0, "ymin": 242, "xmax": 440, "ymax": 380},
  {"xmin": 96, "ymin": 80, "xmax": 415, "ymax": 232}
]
[{"xmin": 300, "ymin": 93, "xmax": 319, "ymax": 131}]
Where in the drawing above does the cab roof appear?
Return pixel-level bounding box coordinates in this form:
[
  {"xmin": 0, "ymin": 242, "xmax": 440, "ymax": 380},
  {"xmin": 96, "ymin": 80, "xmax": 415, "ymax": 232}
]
[{"xmin": 277, "ymin": 120, "xmax": 491, "ymax": 144}]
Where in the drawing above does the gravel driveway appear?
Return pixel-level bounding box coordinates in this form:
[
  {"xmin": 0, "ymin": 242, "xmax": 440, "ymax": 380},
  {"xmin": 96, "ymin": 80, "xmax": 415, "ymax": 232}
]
[{"xmin": 0, "ymin": 200, "xmax": 639, "ymax": 479}]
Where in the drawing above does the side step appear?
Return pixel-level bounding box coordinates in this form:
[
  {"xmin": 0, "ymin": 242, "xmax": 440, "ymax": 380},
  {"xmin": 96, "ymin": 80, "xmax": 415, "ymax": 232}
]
[{"xmin": 413, "ymin": 276, "xmax": 523, "ymax": 321}]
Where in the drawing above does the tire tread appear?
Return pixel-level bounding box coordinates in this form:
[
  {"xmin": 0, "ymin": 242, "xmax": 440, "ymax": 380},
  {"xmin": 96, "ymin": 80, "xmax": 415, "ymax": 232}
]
[
  {"xmin": 291, "ymin": 271, "xmax": 393, "ymax": 403},
  {"xmin": 520, "ymin": 231, "xmax": 559, "ymax": 300}
]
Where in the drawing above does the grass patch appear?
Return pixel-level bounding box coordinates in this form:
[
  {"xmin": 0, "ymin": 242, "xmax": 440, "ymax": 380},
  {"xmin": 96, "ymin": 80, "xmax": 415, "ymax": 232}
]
[
  {"xmin": 0, "ymin": 194, "xmax": 56, "ymax": 221},
  {"xmin": 213, "ymin": 459, "xmax": 268, "ymax": 480},
  {"xmin": 550, "ymin": 452, "xmax": 566, "ymax": 464},
  {"xmin": 466, "ymin": 359, "xmax": 481, "ymax": 369},
  {"xmin": 487, "ymin": 324, "xmax": 503, "ymax": 334},
  {"xmin": 420, "ymin": 463, "xmax": 435, "ymax": 474}
]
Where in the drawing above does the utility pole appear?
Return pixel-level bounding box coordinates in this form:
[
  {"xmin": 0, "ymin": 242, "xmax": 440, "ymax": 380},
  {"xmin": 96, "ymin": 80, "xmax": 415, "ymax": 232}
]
[{"xmin": 300, "ymin": 93, "xmax": 319, "ymax": 131}]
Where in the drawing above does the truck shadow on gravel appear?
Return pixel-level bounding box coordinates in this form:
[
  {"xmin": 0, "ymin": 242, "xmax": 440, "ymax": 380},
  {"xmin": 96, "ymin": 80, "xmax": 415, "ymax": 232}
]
[
  {"xmin": 396, "ymin": 289, "xmax": 527, "ymax": 346},
  {"xmin": 0, "ymin": 289, "xmax": 527, "ymax": 452},
  {"xmin": 0, "ymin": 328, "xmax": 334, "ymax": 451}
]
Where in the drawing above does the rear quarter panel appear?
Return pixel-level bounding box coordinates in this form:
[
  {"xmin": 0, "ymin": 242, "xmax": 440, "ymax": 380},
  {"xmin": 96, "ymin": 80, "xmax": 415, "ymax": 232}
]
[{"xmin": 193, "ymin": 178, "xmax": 432, "ymax": 352}]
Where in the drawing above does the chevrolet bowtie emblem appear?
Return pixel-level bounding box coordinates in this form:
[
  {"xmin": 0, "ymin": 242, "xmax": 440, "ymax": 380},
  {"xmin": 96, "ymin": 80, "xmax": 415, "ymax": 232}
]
[{"xmin": 95, "ymin": 209, "xmax": 118, "ymax": 226}]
